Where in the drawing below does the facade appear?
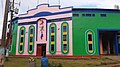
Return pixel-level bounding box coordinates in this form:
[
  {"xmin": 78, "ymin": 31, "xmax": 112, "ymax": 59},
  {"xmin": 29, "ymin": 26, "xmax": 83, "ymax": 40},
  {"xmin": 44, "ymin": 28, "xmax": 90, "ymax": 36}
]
[{"xmin": 9, "ymin": 4, "xmax": 120, "ymax": 58}]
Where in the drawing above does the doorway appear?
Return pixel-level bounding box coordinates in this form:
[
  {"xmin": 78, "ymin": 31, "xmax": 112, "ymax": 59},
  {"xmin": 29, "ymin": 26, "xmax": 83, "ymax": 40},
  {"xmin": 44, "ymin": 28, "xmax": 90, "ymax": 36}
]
[
  {"xmin": 36, "ymin": 44, "xmax": 46, "ymax": 56},
  {"xmin": 99, "ymin": 30, "xmax": 118, "ymax": 55}
]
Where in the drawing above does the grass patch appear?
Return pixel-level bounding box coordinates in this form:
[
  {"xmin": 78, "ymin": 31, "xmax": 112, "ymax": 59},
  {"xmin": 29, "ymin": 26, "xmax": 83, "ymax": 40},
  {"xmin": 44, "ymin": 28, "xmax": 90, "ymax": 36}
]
[
  {"xmin": 48, "ymin": 62, "xmax": 63, "ymax": 67},
  {"xmin": 3, "ymin": 56, "xmax": 120, "ymax": 67}
]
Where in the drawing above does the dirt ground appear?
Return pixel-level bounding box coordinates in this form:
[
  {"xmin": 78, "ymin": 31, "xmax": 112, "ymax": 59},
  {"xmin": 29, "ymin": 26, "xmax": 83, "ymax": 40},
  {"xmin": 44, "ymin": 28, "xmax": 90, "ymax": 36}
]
[
  {"xmin": 3, "ymin": 56, "xmax": 120, "ymax": 67},
  {"xmin": 96, "ymin": 56, "xmax": 120, "ymax": 67}
]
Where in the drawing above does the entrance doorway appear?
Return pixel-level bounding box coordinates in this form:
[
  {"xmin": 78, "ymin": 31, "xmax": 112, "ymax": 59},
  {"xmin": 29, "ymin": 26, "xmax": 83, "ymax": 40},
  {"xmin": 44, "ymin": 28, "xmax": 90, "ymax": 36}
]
[
  {"xmin": 36, "ymin": 44, "xmax": 46, "ymax": 56},
  {"xmin": 99, "ymin": 30, "xmax": 118, "ymax": 55}
]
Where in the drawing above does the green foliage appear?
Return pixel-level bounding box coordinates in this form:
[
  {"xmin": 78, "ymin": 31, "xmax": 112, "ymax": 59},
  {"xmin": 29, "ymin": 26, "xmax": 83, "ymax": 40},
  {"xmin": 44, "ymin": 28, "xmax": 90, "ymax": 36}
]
[{"xmin": 28, "ymin": 57, "xmax": 36, "ymax": 62}]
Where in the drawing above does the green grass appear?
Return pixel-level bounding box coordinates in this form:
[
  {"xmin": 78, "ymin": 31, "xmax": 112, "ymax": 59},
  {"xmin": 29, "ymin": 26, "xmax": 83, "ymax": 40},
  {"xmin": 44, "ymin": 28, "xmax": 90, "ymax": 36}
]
[
  {"xmin": 4, "ymin": 57, "xmax": 40, "ymax": 67},
  {"xmin": 3, "ymin": 56, "xmax": 120, "ymax": 67}
]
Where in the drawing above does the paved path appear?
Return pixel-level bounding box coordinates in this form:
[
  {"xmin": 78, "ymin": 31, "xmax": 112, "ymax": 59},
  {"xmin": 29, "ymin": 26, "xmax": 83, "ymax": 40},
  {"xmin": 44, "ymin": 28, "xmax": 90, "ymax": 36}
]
[
  {"xmin": 106, "ymin": 56, "xmax": 120, "ymax": 61},
  {"xmin": 95, "ymin": 64, "xmax": 120, "ymax": 67},
  {"xmin": 95, "ymin": 56, "xmax": 120, "ymax": 67}
]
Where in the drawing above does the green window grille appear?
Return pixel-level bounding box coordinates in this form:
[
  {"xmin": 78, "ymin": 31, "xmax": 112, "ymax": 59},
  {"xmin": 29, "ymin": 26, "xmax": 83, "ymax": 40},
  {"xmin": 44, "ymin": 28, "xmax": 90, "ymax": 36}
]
[
  {"xmin": 61, "ymin": 22, "xmax": 69, "ymax": 54},
  {"xmin": 28, "ymin": 25, "xmax": 35, "ymax": 54},
  {"xmin": 85, "ymin": 30, "xmax": 95, "ymax": 55},
  {"xmin": 49, "ymin": 23, "xmax": 57, "ymax": 54},
  {"xmin": 18, "ymin": 26, "xmax": 26, "ymax": 54}
]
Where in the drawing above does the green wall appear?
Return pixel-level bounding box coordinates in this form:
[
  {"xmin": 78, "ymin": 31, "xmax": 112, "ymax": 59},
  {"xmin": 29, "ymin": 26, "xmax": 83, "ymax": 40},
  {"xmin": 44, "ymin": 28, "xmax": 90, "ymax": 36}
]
[
  {"xmin": 9, "ymin": 20, "xmax": 18, "ymax": 55},
  {"xmin": 72, "ymin": 11, "xmax": 120, "ymax": 56}
]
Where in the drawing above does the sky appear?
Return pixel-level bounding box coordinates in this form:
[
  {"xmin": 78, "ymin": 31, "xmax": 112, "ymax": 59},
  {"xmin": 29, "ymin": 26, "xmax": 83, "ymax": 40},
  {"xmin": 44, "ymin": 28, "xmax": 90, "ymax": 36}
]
[{"xmin": 0, "ymin": 0, "xmax": 120, "ymax": 38}]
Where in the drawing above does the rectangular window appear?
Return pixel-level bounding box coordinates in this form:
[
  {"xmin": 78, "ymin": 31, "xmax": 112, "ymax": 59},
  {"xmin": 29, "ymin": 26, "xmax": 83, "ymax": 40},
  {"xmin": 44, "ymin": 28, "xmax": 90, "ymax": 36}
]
[
  {"xmin": 20, "ymin": 45, "xmax": 22, "ymax": 51},
  {"xmin": 88, "ymin": 34, "xmax": 92, "ymax": 41},
  {"xmin": 51, "ymin": 36, "xmax": 54, "ymax": 41},
  {"xmin": 48, "ymin": 19, "xmax": 58, "ymax": 22},
  {"xmin": 63, "ymin": 26, "xmax": 66, "ymax": 32},
  {"xmin": 51, "ymin": 45, "xmax": 54, "ymax": 52},
  {"xmin": 48, "ymin": 20, "xmax": 51, "ymax": 22},
  {"xmin": 21, "ymin": 37, "xmax": 23, "ymax": 42},
  {"xmin": 73, "ymin": 14, "xmax": 79, "ymax": 17},
  {"xmin": 63, "ymin": 35, "xmax": 67, "ymax": 41},
  {"xmin": 30, "ymin": 37, "xmax": 32, "ymax": 42},
  {"xmin": 63, "ymin": 44, "xmax": 67, "ymax": 50},
  {"xmin": 30, "ymin": 45, "xmax": 32, "ymax": 51},
  {"xmin": 92, "ymin": 14, "xmax": 95, "ymax": 17},
  {"xmin": 82, "ymin": 14, "xmax": 95, "ymax": 17},
  {"xmin": 101, "ymin": 14, "xmax": 106, "ymax": 17},
  {"xmin": 86, "ymin": 14, "xmax": 91, "ymax": 17},
  {"xmin": 82, "ymin": 14, "xmax": 85, "ymax": 16},
  {"xmin": 21, "ymin": 30, "xmax": 24, "ymax": 35},
  {"xmin": 30, "ymin": 29, "xmax": 33, "ymax": 34},
  {"xmin": 89, "ymin": 44, "xmax": 92, "ymax": 50},
  {"xmin": 60, "ymin": 17, "xmax": 71, "ymax": 21},
  {"xmin": 51, "ymin": 27, "xmax": 54, "ymax": 33}
]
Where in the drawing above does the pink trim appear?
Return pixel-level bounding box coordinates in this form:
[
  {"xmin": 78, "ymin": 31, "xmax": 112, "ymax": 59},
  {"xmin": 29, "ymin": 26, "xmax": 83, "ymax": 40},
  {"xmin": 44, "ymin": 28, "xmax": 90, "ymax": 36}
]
[
  {"xmin": 19, "ymin": 5, "xmax": 72, "ymax": 17},
  {"xmin": 18, "ymin": 13, "xmax": 72, "ymax": 23},
  {"xmin": 36, "ymin": 19, "xmax": 47, "ymax": 44}
]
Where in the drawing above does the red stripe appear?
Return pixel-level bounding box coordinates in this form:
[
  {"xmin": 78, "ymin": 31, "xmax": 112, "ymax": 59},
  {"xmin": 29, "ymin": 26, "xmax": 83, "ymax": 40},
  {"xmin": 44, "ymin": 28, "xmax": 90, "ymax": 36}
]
[{"xmin": 9, "ymin": 55, "xmax": 101, "ymax": 59}]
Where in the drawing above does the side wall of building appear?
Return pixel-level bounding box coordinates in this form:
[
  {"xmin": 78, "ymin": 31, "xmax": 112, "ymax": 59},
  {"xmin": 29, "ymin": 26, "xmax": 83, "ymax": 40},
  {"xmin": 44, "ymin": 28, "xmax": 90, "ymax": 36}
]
[
  {"xmin": 72, "ymin": 11, "xmax": 120, "ymax": 56},
  {"xmin": 9, "ymin": 20, "xmax": 18, "ymax": 55}
]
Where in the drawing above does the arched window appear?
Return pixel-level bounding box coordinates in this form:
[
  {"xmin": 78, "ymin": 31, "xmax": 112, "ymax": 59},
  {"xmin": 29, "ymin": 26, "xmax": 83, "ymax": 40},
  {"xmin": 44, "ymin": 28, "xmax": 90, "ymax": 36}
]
[
  {"xmin": 61, "ymin": 22, "xmax": 69, "ymax": 54},
  {"xmin": 18, "ymin": 26, "xmax": 25, "ymax": 54},
  {"xmin": 28, "ymin": 25, "xmax": 35, "ymax": 54},
  {"xmin": 85, "ymin": 30, "xmax": 95, "ymax": 55},
  {"xmin": 88, "ymin": 32, "xmax": 93, "ymax": 53},
  {"xmin": 49, "ymin": 23, "xmax": 57, "ymax": 54}
]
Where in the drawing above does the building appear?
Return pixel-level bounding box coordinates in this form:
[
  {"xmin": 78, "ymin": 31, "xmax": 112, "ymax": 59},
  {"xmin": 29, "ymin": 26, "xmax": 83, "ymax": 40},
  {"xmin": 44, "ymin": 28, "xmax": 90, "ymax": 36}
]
[{"xmin": 9, "ymin": 4, "xmax": 120, "ymax": 58}]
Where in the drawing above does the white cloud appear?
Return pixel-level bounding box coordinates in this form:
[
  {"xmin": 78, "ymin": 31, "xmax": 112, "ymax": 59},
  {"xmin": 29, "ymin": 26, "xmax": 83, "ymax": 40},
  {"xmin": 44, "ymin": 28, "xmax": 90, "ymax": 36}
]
[
  {"xmin": 97, "ymin": 0, "xmax": 120, "ymax": 9},
  {"xmin": 60, "ymin": 0, "xmax": 120, "ymax": 8},
  {"xmin": 0, "ymin": 19, "xmax": 3, "ymax": 39}
]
